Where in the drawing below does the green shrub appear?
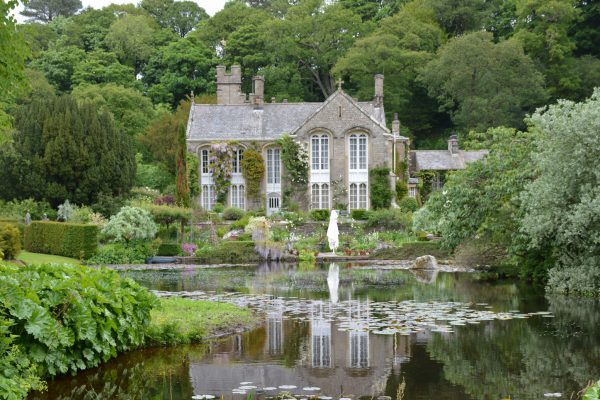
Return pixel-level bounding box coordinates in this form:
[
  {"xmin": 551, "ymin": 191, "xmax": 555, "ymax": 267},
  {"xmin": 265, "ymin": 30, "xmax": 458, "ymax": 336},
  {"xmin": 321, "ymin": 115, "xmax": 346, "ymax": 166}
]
[
  {"xmin": 157, "ymin": 243, "xmax": 181, "ymax": 256},
  {"xmin": 310, "ymin": 209, "xmax": 330, "ymax": 221},
  {"xmin": 0, "ymin": 219, "xmax": 24, "ymax": 246},
  {"xmin": 370, "ymin": 167, "xmax": 393, "ymax": 209},
  {"xmin": 396, "ymin": 180, "xmax": 408, "ymax": 201},
  {"xmin": 399, "ymin": 197, "xmax": 418, "ymax": 213},
  {"xmin": 365, "ymin": 209, "xmax": 412, "ymax": 230},
  {"xmin": 102, "ymin": 206, "xmax": 157, "ymax": 243},
  {"xmin": 194, "ymin": 241, "xmax": 260, "ymax": 263},
  {"xmin": 0, "ymin": 315, "xmax": 46, "ymax": 400},
  {"xmin": 231, "ymin": 214, "xmax": 251, "ymax": 230},
  {"xmin": 351, "ymin": 209, "xmax": 369, "ymax": 220},
  {"xmin": 0, "ymin": 198, "xmax": 55, "ymax": 220},
  {"xmin": 86, "ymin": 241, "xmax": 155, "ymax": 265},
  {"xmin": 583, "ymin": 380, "xmax": 600, "ymax": 400},
  {"xmin": 213, "ymin": 203, "xmax": 225, "ymax": 213},
  {"xmin": 0, "ymin": 223, "xmax": 21, "ymax": 260},
  {"xmin": 222, "ymin": 207, "xmax": 245, "ymax": 221},
  {"xmin": 144, "ymin": 204, "xmax": 191, "ymax": 226},
  {"xmin": 371, "ymin": 241, "xmax": 451, "ymax": 260},
  {"xmin": 0, "ymin": 263, "xmax": 157, "ymax": 380},
  {"xmin": 24, "ymin": 221, "xmax": 98, "ymax": 259}
]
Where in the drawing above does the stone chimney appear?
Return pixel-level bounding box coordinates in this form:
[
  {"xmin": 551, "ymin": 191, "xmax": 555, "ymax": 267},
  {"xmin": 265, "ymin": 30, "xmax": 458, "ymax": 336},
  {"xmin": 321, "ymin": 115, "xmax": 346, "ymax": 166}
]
[
  {"xmin": 216, "ymin": 64, "xmax": 245, "ymax": 105},
  {"xmin": 251, "ymin": 75, "xmax": 264, "ymax": 106},
  {"xmin": 448, "ymin": 135, "xmax": 459, "ymax": 155},
  {"xmin": 374, "ymin": 74, "xmax": 384, "ymax": 107},
  {"xmin": 392, "ymin": 113, "xmax": 400, "ymax": 135}
]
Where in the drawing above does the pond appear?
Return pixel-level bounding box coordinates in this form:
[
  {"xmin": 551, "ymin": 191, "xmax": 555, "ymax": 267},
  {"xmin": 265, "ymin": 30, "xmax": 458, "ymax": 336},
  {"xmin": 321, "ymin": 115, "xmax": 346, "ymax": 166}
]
[{"xmin": 30, "ymin": 262, "xmax": 600, "ymax": 400}]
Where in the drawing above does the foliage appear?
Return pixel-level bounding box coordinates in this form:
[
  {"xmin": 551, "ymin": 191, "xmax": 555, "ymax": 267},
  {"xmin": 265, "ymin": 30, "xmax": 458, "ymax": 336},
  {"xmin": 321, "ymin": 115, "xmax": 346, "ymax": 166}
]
[
  {"xmin": 309, "ymin": 209, "xmax": 330, "ymax": 222},
  {"xmin": 57, "ymin": 200, "xmax": 75, "ymax": 221},
  {"xmin": 86, "ymin": 241, "xmax": 156, "ymax": 265},
  {"xmin": 181, "ymin": 242, "xmax": 197, "ymax": 256},
  {"xmin": 0, "ymin": 223, "xmax": 21, "ymax": 260},
  {"xmin": 365, "ymin": 208, "xmax": 412, "ymax": 230},
  {"xmin": 334, "ymin": 1, "xmax": 446, "ymax": 137},
  {"xmin": 0, "ymin": 314, "xmax": 46, "ymax": 400},
  {"xmin": 104, "ymin": 14, "xmax": 158, "ymax": 73},
  {"xmin": 351, "ymin": 209, "xmax": 369, "ymax": 220},
  {"xmin": 71, "ymin": 84, "xmax": 156, "ymax": 137},
  {"xmin": 90, "ymin": 193, "xmax": 126, "ymax": 219},
  {"xmin": 209, "ymin": 142, "xmax": 236, "ymax": 204},
  {"xmin": 145, "ymin": 297, "xmax": 253, "ymax": 346},
  {"xmin": 521, "ymin": 89, "xmax": 600, "ymax": 296},
  {"xmin": 102, "ymin": 207, "xmax": 157, "ymax": 243},
  {"xmin": 222, "ymin": 207, "xmax": 245, "ymax": 221},
  {"xmin": 135, "ymin": 157, "xmax": 174, "ymax": 192},
  {"xmin": 1, "ymin": 96, "xmax": 136, "ymax": 206},
  {"xmin": 194, "ymin": 241, "xmax": 260, "ymax": 264},
  {"xmin": 21, "ymin": 0, "xmax": 82, "ymax": 22},
  {"xmin": 418, "ymin": 127, "xmax": 535, "ymax": 260},
  {"xmin": 186, "ymin": 152, "xmax": 200, "ymax": 199},
  {"xmin": 398, "ymin": 197, "xmax": 418, "ymax": 213},
  {"xmin": 277, "ymin": 134, "xmax": 309, "ymax": 186},
  {"xmin": 175, "ymin": 122, "xmax": 190, "ymax": 207},
  {"xmin": 241, "ymin": 147, "xmax": 265, "ymax": 207},
  {"xmin": 0, "ymin": 0, "xmax": 29, "ymax": 143},
  {"xmin": 0, "ymin": 199, "xmax": 55, "ymax": 221},
  {"xmin": 395, "ymin": 180, "xmax": 408, "ymax": 201},
  {"xmin": 139, "ymin": 100, "xmax": 190, "ymax": 175},
  {"xmin": 584, "ymin": 380, "xmax": 600, "ymax": 400},
  {"xmin": 371, "ymin": 241, "xmax": 451, "ymax": 260},
  {"xmin": 16, "ymin": 251, "xmax": 79, "ymax": 266},
  {"xmin": 420, "ymin": 31, "xmax": 546, "ymax": 132},
  {"xmin": 24, "ymin": 221, "xmax": 98, "ymax": 259},
  {"xmin": 0, "ymin": 263, "xmax": 156, "ymax": 379},
  {"xmin": 157, "ymin": 243, "xmax": 180, "ymax": 256},
  {"xmin": 369, "ymin": 167, "xmax": 393, "ymax": 209}
]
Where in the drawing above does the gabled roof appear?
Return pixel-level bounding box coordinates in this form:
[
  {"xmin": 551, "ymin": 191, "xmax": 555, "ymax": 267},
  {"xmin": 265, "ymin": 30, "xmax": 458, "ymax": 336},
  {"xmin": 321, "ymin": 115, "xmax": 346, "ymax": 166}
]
[
  {"xmin": 289, "ymin": 90, "xmax": 396, "ymax": 137},
  {"xmin": 410, "ymin": 149, "xmax": 488, "ymax": 171},
  {"xmin": 186, "ymin": 90, "xmax": 406, "ymax": 141}
]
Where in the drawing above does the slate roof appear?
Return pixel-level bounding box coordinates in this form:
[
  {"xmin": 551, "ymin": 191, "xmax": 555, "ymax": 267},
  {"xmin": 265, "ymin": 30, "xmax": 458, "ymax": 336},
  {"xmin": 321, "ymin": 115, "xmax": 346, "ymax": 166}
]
[
  {"xmin": 410, "ymin": 149, "xmax": 488, "ymax": 171},
  {"xmin": 186, "ymin": 92, "xmax": 391, "ymax": 141}
]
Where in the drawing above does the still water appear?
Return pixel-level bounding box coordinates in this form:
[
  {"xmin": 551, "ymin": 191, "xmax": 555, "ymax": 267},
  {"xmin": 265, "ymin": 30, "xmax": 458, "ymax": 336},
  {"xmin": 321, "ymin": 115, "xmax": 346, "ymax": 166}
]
[{"xmin": 30, "ymin": 263, "xmax": 600, "ymax": 400}]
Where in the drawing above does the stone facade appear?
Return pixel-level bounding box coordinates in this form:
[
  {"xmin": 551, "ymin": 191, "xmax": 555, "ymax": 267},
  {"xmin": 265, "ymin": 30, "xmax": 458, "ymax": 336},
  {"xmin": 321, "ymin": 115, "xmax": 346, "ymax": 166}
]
[{"xmin": 187, "ymin": 65, "xmax": 409, "ymax": 213}]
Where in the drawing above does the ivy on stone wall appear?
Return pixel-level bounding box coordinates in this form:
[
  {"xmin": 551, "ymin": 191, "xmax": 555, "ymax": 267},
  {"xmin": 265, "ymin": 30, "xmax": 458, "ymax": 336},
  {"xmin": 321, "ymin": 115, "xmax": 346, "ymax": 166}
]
[
  {"xmin": 277, "ymin": 134, "xmax": 309, "ymax": 186},
  {"xmin": 241, "ymin": 146, "xmax": 265, "ymax": 207},
  {"xmin": 370, "ymin": 167, "xmax": 393, "ymax": 209}
]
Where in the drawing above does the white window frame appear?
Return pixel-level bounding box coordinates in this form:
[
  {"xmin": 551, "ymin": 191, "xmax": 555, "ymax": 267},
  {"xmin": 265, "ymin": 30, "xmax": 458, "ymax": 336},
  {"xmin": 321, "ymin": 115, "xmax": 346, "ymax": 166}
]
[
  {"xmin": 232, "ymin": 148, "xmax": 243, "ymax": 174},
  {"xmin": 349, "ymin": 133, "xmax": 368, "ymax": 172},
  {"xmin": 230, "ymin": 184, "xmax": 245, "ymax": 210},
  {"xmin": 311, "ymin": 183, "xmax": 330, "ymax": 210},
  {"xmin": 311, "ymin": 134, "xmax": 329, "ymax": 171},
  {"xmin": 267, "ymin": 148, "xmax": 281, "ymax": 185},
  {"xmin": 201, "ymin": 184, "xmax": 216, "ymax": 210},
  {"xmin": 409, "ymin": 186, "xmax": 417, "ymax": 198},
  {"xmin": 201, "ymin": 149, "xmax": 210, "ymax": 174}
]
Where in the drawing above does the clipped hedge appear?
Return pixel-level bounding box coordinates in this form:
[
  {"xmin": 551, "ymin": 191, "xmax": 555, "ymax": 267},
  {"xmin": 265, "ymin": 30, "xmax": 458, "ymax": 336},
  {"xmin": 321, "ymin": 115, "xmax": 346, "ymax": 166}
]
[
  {"xmin": 157, "ymin": 243, "xmax": 181, "ymax": 256},
  {"xmin": 195, "ymin": 241, "xmax": 260, "ymax": 264},
  {"xmin": 0, "ymin": 263, "xmax": 157, "ymax": 379},
  {"xmin": 310, "ymin": 209, "xmax": 330, "ymax": 221},
  {"xmin": 24, "ymin": 221, "xmax": 98, "ymax": 259},
  {"xmin": 350, "ymin": 209, "xmax": 369, "ymax": 220}
]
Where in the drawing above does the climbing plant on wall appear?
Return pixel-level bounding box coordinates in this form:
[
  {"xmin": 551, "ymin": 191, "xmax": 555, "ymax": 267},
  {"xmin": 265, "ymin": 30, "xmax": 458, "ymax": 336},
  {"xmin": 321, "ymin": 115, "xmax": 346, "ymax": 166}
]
[
  {"xmin": 277, "ymin": 134, "xmax": 309, "ymax": 186},
  {"xmin": 370, "ymin": 167, "xmax": 393, "ymax": 209},
  {"xmin": 241, "ymin": 145, "xmax": 265, "ymax": 207},
  {"xmin": 209, "ymin": 142, "xmax": 236, "ymax": 204}
]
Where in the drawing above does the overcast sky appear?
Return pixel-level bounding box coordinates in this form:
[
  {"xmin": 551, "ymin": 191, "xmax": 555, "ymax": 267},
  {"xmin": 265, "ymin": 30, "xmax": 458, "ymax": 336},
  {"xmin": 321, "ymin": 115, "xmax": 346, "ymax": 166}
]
[{"xmin": 13, "ymin": 0, "xmax": 228, "ymax": 22}]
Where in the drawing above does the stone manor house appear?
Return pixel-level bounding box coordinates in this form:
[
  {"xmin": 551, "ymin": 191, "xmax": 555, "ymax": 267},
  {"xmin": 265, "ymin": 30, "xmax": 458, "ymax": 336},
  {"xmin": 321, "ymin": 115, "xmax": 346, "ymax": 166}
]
[{"xmin": 186, "ymin": 65, "xmax": 486, "ymax": 213}]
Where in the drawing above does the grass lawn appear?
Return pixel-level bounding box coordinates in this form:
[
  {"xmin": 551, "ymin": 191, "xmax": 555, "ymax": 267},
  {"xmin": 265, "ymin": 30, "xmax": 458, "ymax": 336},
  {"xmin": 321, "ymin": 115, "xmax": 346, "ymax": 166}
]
[
  {"xmin": 146, "ymin": 297, "xmax": 255, "ymax": 345},
  {"xmin": 17, "ymin": 251, "xmax": 80, "ymax": 265}
]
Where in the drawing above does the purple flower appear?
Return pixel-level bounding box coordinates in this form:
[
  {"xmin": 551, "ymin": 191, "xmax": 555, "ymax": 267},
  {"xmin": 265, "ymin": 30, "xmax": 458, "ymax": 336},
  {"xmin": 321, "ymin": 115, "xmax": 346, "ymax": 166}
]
[{"xmin": 182, "ymin": 243, "xmax": 198, "ymax": 256}]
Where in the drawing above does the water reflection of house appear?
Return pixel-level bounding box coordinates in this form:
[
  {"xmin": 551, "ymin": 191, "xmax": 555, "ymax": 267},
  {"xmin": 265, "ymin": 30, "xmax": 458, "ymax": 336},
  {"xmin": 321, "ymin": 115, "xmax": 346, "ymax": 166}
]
[
  {"xmin": 189, "ymin": 300, "xmax": 416, "ymax": 397},
  {"xmin": 267, "ymin": 299, "xmax": 285, "ymax": 355},
  {"xmin": 311, "ymin": 302, "xmax": 332, "ymax": 368}
]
